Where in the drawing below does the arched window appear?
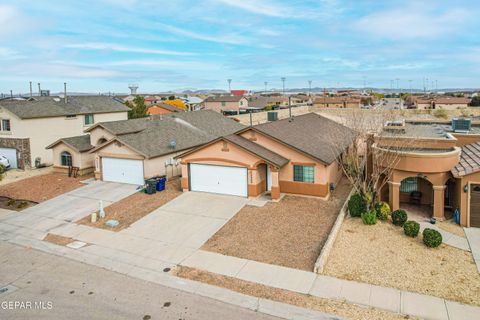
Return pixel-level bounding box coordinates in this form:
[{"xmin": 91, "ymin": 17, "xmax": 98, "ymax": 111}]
[
  {"xmin": 61, "ymin": 151, "xmax": 72, "ymax": 166},
  {"xmin": 97, "ymin": 138, "xmax": 107, "ymax": 145}
]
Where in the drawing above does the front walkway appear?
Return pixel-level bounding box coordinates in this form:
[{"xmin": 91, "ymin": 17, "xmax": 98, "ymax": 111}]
[{"xmin": 181, "ymin": 250, "xmax": 480, "ymax": 320}]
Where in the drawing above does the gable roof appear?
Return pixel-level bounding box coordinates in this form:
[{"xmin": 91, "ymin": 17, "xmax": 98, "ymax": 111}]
[
  {"xmin": 46, "ymin": 135, "xmax": 94, "ymax": 152},
  {"xmin": 204, "ymin": 95, "xmax": 245, "ymax": 103},
  {"xmin": 148, "ymin": 103, "xmax": 184, "ymax": 113},
  {"xmin": 451, "ymin": 141, "xmax": 480, "ymax": 177},
  {"xmin": 223, "ymin": 134, "xmax": 289, "ymax": 167},
  {"xmin": 91, "ymin": 110, "xmax": 245, "ymax": 159},
  {"xmin": 252, "ymin": 113, "xmax": 356, "ymax": 165},
  {"xmin": 0, "ymin": 96, "xmax": 129, "ymax": 119}
]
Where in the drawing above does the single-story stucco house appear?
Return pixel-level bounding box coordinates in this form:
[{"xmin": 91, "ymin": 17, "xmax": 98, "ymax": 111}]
[
  {"xmin": 46, "ymin": 110, "xmax": 244, "ymax": 183},
  {"xmin": 176, "ymin": 113, "xmax": 356, "ymax": 200}
]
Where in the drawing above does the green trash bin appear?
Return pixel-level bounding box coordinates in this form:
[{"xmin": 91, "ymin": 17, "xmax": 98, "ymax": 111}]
[{"xmin": 145, "ymin": 178, "xmax": 157, "ymax": 194}]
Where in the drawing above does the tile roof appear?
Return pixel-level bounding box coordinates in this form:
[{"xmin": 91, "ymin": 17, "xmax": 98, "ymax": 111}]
[
  {"xmin": 46, "ymin": 135, "xmax": 93, "ymax": 152},
  {"xmin": 253, "ymin": 113, "xmax": 356, "ymax": 164},
  {"xmin": 148, "ymin": 102, "xmax": 184, "ymax": 113},
  {"xmin": 94, "ymin": 110, "xmax": 245, "ymax": 158},
  {"xmin": 451, "ymin": 141, "xmax": 480, "ymax": 177},
  {"xmin": 223, "ymin": 134, "xmax": 289, "ymax": 167},
  {"xmin": 0, "ymin": 96, "xmax": 129, "ymax": 119}
]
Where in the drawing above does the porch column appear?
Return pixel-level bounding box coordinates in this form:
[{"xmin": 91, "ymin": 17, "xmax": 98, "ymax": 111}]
[
  {"xmin": 388, "ymin": 181, "xmax": 400, "ymax": 211},
  {"xmin": 433, "ymin": 185, "xmax": 446, "ymax": 221},
  {"xmin": 270, "ymin": 167, "xmax": 280, "ymax": 200},
  {"xmin": 181, "ymin": 163, "xmax": 189, "ymax": 192}
]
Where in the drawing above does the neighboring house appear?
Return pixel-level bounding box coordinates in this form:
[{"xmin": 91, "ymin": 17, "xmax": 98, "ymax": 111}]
[
  {"xmin": 147, "ymin": 103, "xmax": 184, "ymax": 115},
  {"xmin": 231, "ymin": 90, "xmax": 248, "ymax": 96},
  {"xmin": 47, "ymin": 110, "xmax": 244, "ymax": 184},
  {"xmin": 201, "ymin": 96, "xmax": 248, "ymax": 114},
  {"xmin": 313, "ymin": 96, "xmax": 362, "ymax": 108},
  {"xmin": 411, "ymin": 96, "xmax": 471, "ymax": 109},
  {"xmin": 180, "ymin": 96, "xmax": 204, "ymax": 111},
  {"xmin": 177, "ymin": 113, "xmax": 355, "ymax": 200},
  {"xmin": 0, "ymin": 96, "xmax": 129, "ymax": 169},
  {"xmin": 375, "ymin": 119, "xmax": 480, "ymax": 227}
]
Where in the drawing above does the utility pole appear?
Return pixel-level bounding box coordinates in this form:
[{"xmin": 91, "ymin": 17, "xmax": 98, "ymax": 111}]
[
  {"xmin": 281, "ymin": 77, "xmax": 286, "ymax": 95},
  {"xmin": 308, "ymin": 80, "xmax": 312, "ymax": 96},
  {"xmin": 29, "ymin": 81, "xmax": 33, "ymax": 98},
  {"xmin": 227, "ymin": 79, "xmax": 232, "ymax": 93},
  {"xmin": 37, "ymin": 83, "xmax": 41, "ymax": 96}
]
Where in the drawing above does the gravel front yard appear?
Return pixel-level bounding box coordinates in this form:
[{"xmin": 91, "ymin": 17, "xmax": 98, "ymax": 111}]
[
  {"xmin": 0, "ymin": 172, "xmax": 90, "ymax": 203},
  {"xmin": 175, "ymin": 266, "xmax": 411, "ymax": 320},
  {"xmin": 202, "ymin": 179, "xmax": 351, "ymax": 271},
  {"xmin": 324, "ymin": 218, "xmax": 480, "ymax": 306},
  {"xmin": 77, "ymin": 178, "xmax": 182, "ymax": 231}
]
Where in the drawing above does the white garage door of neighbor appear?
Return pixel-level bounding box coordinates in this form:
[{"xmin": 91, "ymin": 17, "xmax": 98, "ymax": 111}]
[
  {"xmin": 102, "ymin": 157, "xmax": 144, "ymax": 185},
  {"xmin": 189, "ymin": 164, "xmax": 248, "ymax": 197},
  {"xmin": 0, "ymin": 148, "xmax": 17, "ymax": 168}
]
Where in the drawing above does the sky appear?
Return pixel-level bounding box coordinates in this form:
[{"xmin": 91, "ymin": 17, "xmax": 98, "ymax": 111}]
[{"xmin": 0, "ymin": 0, "xmax": 479, "ymax": 94}]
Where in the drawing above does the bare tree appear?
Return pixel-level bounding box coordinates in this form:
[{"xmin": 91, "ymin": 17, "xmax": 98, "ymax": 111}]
[{"xmin": 324, "ymin": 108, "xmax": 418, "ymax": 210}]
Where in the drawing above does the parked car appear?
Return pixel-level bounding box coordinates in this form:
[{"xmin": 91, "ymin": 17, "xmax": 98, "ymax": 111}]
[{"xmin": 0, "ymin": 156, "xmax": 10, "ymax": 169}]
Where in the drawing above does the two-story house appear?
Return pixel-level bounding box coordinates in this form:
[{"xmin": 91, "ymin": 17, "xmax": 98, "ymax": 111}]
[
  {"xmin": 201, "ymin": 95, "xmax": 248, "ymax": 115},
  {"xmin": 0, "ymin": 96, "xmax": 129, "ymax": 169}
]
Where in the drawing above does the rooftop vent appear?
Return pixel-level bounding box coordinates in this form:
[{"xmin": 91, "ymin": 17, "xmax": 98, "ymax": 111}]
[
  {"xmin": 383, "ymin": 120, "xmax": 405, "ymax": 133},
  {"xmin": 169, "ymin": 139, "xmax": 177, "ymax": 149},
  {"xmin": 452, "ymin": 118, "xmax": 471, "ymax": 133}
]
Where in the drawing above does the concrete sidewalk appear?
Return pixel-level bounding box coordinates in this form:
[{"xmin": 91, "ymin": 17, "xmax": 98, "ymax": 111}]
[
  {"xmin": 465, "ymin": 227, "xmax": 480, "ymax": 272},
  {"xmin": 181, "ymin": 250, "xmax": 480, "ymax": 320}
]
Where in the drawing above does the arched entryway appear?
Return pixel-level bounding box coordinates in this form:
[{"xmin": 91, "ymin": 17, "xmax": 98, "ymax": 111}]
[{"xmin": 398, "ymin": 176, "xmax": 433, "ymax": 219}]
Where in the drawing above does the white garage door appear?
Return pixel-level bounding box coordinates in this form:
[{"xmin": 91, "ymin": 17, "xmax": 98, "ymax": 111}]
[
  {"xmin": 189, "ymin": 164, "xmax": 247, "ymax": 197},
  {"xmin": 102, "ymin": 157, "xmax": 144, "ymax": 185},
  {"xmin": 0, "ymin": 148, "xmax": 17, "ymax": 168}
]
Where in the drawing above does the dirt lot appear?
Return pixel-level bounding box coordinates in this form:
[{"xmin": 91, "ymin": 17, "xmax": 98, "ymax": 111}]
[
  {"xmin": 0, "ymin": 173, "xmax": 90, "ymax": 203},
  {"xmin": 175, "ymin": 266, "xmax": 411, "ymax": 320},
  {"xmin": 324, "ymin": 218, "xmax": 480, "ymax": 306},
  {"xmin": 0, "ymin": 166, "xmax": 52, "ymax": 186},
  {"xmin": 202, "ymin": 179, "xmax": 351, "ymax": 271},
  {"xmin": 77, "ymin": 178, "xmax": 182, "ymax": 231},
  {"xmin": 43, "ymin": 233, "xmax": 75, "ymax": 246}
]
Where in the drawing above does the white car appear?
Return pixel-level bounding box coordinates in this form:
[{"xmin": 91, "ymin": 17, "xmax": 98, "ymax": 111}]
[{"xmin": 0, "ymin": 156, "xmax": 10, "ymax": 169}]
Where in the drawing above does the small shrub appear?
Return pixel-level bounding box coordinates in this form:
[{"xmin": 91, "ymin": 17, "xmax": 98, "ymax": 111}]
[
  {"xmin": 17, "ymin": 201, "xmax": 28, "ymax": 209},
  {"xmin": 423, "ymin": 228, "xmax": 442, "ymax": 248},
  {"xmin": 375, "ymin": 201, "xmax": 391, "ymax": 220},
  {"xmin": 361, "ymin": 210, "xmax": 377, "ymax": 225},
  {"xmin": 403, "ymin": 220, "xmax": 420, "ymax": 237},
  {"xmin": 433, "ymin": 108, "xmax": 448, "ymax": 119},
  {"xmin": 6, "ymin": 199, "xmax": 15, "ymax": 206},
  {"xmin": 348, "ymin": 193, "xmax": 365, "ymax": 217},
  {"xmin": 392, "ymin": 209, "xmax": 408, "ymax": 226}
]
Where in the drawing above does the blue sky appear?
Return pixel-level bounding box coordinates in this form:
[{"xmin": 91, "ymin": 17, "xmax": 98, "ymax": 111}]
[{"xmin": 1, "ymin": 0, "xmax": 479, "ymax": 93}]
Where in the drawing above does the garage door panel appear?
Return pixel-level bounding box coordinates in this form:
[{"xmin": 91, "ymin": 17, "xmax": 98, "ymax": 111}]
[
  {"xmin": 102, "ymin": 157, "xmax": 144, "ymax": 185},
  {"xmin": 190, "ymin": 164, "xmax": 247, "ymax": 197},
  {"xmin": 471, "ymin": 185, "xmax": 480, "ymax": 228},
  {"xmin": 0, "ymin": 148, "xmax": 17, "ymax": 168}
]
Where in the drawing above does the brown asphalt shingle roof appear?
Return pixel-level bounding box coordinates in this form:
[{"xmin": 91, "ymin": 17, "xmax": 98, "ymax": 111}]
[
  {"xmin": 0, "ymin": 96, "xmax": 129, "ymax": 119},
  {"xmin": 253, "ymin": 113, "xmax": 356, "ymax": 164},
  {"xmin": 46, "ymin": 135, "xmax": 93, "ymax": 152},
  {"xmin": 451, "ymin": 141, "xmax": 480, "ymax": 177},
  {"xmin": 204, "ymin": 95, "xmax": 244, "ymax": 103},
  {"xmin": 223, "ymin": 134, "xmax": 289, "ymax": 167}
]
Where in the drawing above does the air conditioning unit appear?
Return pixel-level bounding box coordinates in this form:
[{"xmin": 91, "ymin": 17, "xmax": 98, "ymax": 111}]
[{"xmin": 452, "ymin": 118, "xmax": 471, "ymax": 133}]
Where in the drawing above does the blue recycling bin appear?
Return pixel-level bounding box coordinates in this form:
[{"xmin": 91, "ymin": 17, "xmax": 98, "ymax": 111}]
[{"xmin": 156, "ymin": 176, "xmax": 166, "ymax": 191}]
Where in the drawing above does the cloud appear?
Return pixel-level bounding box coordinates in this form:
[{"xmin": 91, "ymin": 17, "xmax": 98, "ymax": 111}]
[
  {"xmin": 214, "ymin": 0, "xmax": 295, "ymax": 17},
  {"xmin": 0, "ymin": 5, "xmax": 34, "ymax": 38},
  {"xmin": 156, "ymin": 23, "xmax": 251, "ymax": 45},
  {"xmin": 64, "ymin": 42, "xmax": 194, "ymax": 56},
  {"xmin": 353, "ymin": 6, "xmax": 471, "ymax": 40}
]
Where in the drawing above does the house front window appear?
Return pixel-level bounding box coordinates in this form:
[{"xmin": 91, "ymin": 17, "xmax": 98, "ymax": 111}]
[
  {"xmin": 293, "ymin": 165, "xmax": 314, "ymax": 183},
  {"xmin": 84, "ymin": 114, "xmax": 94, "ymax": 125},
  {"xmin": 61, "ymin": 151, "xmax": 72, "ymax": 166},
  {"xmin": 1, "ymin": 119, "xmax": 11, "ymax": 131}
]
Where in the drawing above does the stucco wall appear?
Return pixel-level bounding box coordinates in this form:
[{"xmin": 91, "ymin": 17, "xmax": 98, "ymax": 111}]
[
  {"xmin": 456, "ymin": 172, "xmax": 480, "ymax": 227},
  {"xmin": 202, "ymin": 98, "xmax": 247, "ymax": 113},
  {"xmin": 89, "ymin": 127, "xmax": 116, "ymax": 146},
  {"xmin": 0, "ymin": 107, "xmax": 127, "ymax": 166}
]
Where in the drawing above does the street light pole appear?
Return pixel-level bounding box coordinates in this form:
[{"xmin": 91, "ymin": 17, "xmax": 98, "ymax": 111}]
[
  {"xmin": 227, "ymin": 79, "xmax": 232, "ymax": 93},
  {"xmin": 281, "ymin": 77, "xmax": 286, "ymax": 95},
  {"xmin": 308, "ymin": 80, "xmax": 312, "ymax": 96}
]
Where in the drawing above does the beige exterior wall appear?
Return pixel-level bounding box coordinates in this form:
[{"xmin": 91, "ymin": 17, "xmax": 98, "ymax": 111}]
[
  {"xmin": 50, "ymin": 143, "xmax": 95, "ymax": 176},
  {"xmin": 202, "ymin": 98, "xmax": 248, "ymax": 113},
  {"xmin": 0, "ymin": 108, "xmax": 127, "ymax": 166},
  {"xmin": 89, "ymin": 127, "xmax": 116, "ymax": 146},
  {"xmin": 455, "ymin": 172, "xmax": 480, "ymax": 227}
]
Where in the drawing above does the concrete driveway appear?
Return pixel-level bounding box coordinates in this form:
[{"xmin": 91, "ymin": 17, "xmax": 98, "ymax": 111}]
[
  {"xmin": 0, "ymin": 181, "xmax": 138, "ymax": 231},
  {"xmin": 123, "ymin": 192, "xmax": 248, "ymax": 249}
]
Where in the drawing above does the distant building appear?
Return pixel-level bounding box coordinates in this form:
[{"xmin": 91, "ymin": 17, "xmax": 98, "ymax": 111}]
[
  {"xmin": 230, "ymin": 90, "xmax": 248, "ymax": 96},
  {"xmin": 410, "ymin": 96, "xmax": 471, "ymax": 110},
  {"xmin": 147, "ymin": 103, "xmax": 184, "ymax": 115},
  {"xmin": 313, "ymin": 96, "xmax": 361, "ymax": 108},
  {"xmin": 201, "ymin": 95, "xmax": 248, "ymax": 114}
]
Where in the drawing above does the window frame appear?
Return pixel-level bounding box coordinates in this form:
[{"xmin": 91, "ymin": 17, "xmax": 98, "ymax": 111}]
[
  {"xmin": 84, "ymin": 114, "xmax": 94, "ymax": 125},
  {"xmin": 400, "ymin": 177, "xmax": 418, "ymax": 193},
  {"xmin": 293, "ymin": 165, "xmax": 315, "ymax": 183},
  {"xmin": 1, "ymin": 119, "xmax": 10, "ymax": 131},
  {"xmin": 60, "ymin": 151, "xmax": 73, "ymax": 167}
]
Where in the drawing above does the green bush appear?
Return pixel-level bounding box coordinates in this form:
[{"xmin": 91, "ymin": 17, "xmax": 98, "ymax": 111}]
[
  {"xmin": 348, "ymin": 193, "xmax": 365, "ymax": 217},
  {"xmin": 375, "ymin": 201, "xmax": 391, "ymax": 220},
  {"xmin": 361, "ymin": 210, "xmax": 377, "ymax": 225},
  {"xmin": 423, "ymin": 228, "xmax": 442, "ymax": 248},
  {"xmin": 392, "ymin": 209, "xmax": 408, "ymax": 226},
  {"xmin": 403, "ymin": 220, "xmax": 420, "ymax": 237}
]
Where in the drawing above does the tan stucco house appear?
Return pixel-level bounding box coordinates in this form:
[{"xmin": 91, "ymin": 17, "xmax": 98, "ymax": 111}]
[
  {"xmin": 0, "ymin": 96, "xmax": 128, "ymax": 169},
  {"xmin": 411, "ymin": 96, "xmax": 471, "ymax": 110},
  {"xmin": 201, "ymin": 95, "xmax": 248, "ymax": 114},
  {"xmin": 47, "ymin": 110, "xmax": 244, "ymax": 184},
  {"xmin": 176, "ymin": 113, "xmax": 355, "ymax": 200},
  {"xmin": 375, "ymin": 119, "xmax": 480, "ymax": 227},
  {"xmin": 313, "ymin": 96, "xmax": 362, "ymax": 108}
]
